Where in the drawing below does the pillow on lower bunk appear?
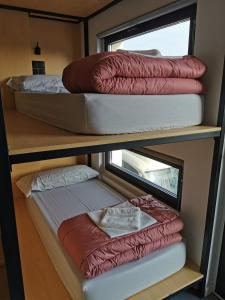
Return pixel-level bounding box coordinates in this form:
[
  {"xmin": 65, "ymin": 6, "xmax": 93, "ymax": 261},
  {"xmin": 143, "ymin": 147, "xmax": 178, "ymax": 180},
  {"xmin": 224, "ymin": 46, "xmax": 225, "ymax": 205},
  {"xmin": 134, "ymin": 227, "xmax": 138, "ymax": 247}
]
[{"xmin": 16, "ymin": 165, "xmax": 99, "ymax": 197}]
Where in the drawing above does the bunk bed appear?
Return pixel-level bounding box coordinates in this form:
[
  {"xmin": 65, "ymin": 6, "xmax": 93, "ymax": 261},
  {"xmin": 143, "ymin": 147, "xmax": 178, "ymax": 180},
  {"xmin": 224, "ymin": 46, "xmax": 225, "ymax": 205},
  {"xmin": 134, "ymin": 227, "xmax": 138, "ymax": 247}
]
[
  {"xmin": 1, "ymin": 66, "xmax": 225, "ymax": 300},
  {"xmin": 0, "ymin": 2, "xmax": 225, "ymax": 300}
]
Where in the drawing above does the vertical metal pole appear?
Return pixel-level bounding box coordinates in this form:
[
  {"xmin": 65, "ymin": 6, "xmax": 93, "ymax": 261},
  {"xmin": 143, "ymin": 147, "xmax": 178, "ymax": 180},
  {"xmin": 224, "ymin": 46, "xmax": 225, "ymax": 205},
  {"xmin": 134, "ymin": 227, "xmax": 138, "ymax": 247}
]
[
  {"xmin": 87, "ymin": 154, "xmax": 92, "ymax": 167},
  {"xmin": 83, "ymin": 19, "xmax": 89, "ymax": 57},
  {"xmin": 0, "ymin": 93, "xmax": 25, "ymax": 300},
  {"xmin": 84, "ymin": 19, "xmax": 90, "ymax": 165},
  {"xmin": 199, "ymin": 58, "xmax": 225, "ymax": 296}
]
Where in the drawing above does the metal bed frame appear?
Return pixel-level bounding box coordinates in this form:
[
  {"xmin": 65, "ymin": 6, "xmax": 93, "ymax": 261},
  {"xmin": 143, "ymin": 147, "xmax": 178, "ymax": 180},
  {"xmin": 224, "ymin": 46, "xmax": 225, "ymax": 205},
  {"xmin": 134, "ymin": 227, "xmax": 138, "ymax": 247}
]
[{"xmin": 0, "ymin": 1, "xmax": 224, "ymax": 299}]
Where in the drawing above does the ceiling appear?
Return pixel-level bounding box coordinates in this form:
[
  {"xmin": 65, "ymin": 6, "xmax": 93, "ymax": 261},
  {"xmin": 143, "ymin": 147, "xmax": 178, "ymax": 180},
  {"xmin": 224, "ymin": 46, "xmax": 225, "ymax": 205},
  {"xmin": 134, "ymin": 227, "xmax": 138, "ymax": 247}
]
[{"xmin": 0, "ymin": 0, "xmax": 114, "ymax": 17}]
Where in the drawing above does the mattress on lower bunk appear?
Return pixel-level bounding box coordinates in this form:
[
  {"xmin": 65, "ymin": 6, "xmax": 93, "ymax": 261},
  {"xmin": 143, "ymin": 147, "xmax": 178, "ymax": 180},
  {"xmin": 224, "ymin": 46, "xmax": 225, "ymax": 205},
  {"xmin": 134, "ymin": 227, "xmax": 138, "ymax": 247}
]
[
  {"xmin": 15, "ymin": 91, "xmax": 204, "ymax": 134},
  {"xmin": 28, "ymin": 179, "xmax": 186, "ymax": 300}
]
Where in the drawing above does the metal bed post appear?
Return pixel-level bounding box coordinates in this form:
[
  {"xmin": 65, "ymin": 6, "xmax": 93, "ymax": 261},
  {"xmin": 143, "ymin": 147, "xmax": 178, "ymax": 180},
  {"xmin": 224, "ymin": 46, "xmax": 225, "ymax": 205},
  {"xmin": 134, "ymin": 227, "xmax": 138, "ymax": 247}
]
[
  {"xmin": 199, "ymin": 58, "xmax": 225, "ymax": 296},
  {"xmin": 83, "ymin": 17, "xmax": 92, "ymax": 167},
  {"xmin": 84, "ymin": 19, "xmax": 89, "ymax": 57},
  {"xmin": 0, "ymin": 92, "xmax": 25, "ymax": 300}
]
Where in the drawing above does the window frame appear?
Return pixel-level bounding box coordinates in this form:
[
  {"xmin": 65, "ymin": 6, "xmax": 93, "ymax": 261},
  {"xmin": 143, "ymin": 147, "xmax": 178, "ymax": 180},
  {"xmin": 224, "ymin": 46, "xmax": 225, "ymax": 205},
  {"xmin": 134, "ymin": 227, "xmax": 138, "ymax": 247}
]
[
  {"xmin": 32, "ymin": 60, "xmax": 46, "ymax": 75},
  {"xmin": 105, "ymin": 148, "xmax": 183, "ymax": 210},
  {"xmin": 103, "ymin": 4, "xmax": 196, "ymax": 55}
]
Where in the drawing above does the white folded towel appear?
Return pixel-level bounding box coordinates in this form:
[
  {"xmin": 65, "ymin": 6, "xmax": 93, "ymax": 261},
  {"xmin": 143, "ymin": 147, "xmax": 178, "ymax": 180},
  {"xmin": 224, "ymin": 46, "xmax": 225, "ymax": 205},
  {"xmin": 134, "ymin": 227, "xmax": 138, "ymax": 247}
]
[
  {"xmin": 88, "ymin": 201, "xmax": 157, "ymax": 238},
  {"xmin": 100, "ymin": 206, "xmax": 141, "ymax": 230}
]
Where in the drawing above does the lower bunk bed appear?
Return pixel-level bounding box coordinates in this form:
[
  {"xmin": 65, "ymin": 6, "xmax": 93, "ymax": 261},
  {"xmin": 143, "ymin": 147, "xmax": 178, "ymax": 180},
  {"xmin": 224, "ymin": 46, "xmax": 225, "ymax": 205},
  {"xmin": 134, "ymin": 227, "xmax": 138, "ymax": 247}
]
[{"xmin": 14, "ymin": 166, "xmax": 203, "ymax": 300}]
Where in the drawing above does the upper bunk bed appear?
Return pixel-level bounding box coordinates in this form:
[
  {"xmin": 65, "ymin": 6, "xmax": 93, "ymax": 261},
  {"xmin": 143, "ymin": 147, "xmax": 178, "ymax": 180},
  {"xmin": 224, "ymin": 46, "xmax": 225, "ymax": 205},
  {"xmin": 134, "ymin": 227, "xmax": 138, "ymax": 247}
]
[
  {"xmin": 5, "ymin": 110, "xmax": 221, "ymax": 164},
  {"xmin": 4, "ymin": 47, "xmax": 222, "ymax": 165}
]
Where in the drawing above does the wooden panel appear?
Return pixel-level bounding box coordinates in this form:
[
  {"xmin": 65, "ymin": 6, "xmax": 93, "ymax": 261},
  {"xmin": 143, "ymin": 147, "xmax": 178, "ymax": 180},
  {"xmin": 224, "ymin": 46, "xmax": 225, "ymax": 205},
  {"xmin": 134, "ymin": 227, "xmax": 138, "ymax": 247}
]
[
  {"xmin": 0, "ymin": 10, "xmax": 32, "ymax": 110},
  {"xmin": 29, "ymin": 18, "xmax": 81, "ymax": 75},
  {"xmin": 13, "ymin": 186, "xmax": 203, "ymax": 300},
  {"xmin": 5, "ymin": 111, "xmax": 221, "ymax": 156},
  {"xmin": 0, "ymin": 10, "xmax": 81, "ymax": 110},
  {"xmin": 0, "ymin": 0, "xmax": 113, "ymax": 17},
  {"xmin": 0, "ymin": 10, "xmax": 31, "ymax": 81}
]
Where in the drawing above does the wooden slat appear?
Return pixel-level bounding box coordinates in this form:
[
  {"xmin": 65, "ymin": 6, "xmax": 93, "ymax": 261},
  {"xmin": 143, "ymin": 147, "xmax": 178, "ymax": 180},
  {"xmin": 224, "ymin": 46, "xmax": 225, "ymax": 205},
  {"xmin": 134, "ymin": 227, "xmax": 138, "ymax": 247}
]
[
  {"xmin": 0, "ymin": 0, "xmax": 113, "ymax": 17},
  {"xmin": 13, "ymin": 186, "xmax": 203, "ymax": 300},
  {"xmin": 5, "ymin": 111, "xmax": 221, "ymax": 156}
]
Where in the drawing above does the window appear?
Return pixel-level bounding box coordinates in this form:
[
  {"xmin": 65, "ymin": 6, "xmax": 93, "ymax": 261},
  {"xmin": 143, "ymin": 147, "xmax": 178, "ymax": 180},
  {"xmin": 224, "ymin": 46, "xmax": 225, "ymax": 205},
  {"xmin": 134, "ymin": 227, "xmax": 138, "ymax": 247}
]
[
  {"xmin": 32, "ymin": 60, "xmax": 46, "ymax": 75},
  {"xmin": 104, "ymin": 4, "xmax": 196, "ymax": 55},
  {"xmin": 105, "ymin": 149, "xmax": 183, "ymax": 210}
]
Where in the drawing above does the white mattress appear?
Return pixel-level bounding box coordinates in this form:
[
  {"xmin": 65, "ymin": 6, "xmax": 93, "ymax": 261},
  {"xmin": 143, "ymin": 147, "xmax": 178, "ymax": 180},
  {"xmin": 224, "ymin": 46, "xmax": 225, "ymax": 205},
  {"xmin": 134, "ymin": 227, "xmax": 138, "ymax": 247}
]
[
  {"xmin": 15, "ymin": 92, "xmax": 204, "ymax": 134},
  {"xmin": 30, "ymin": 179, "xmax": 186, "ymax": 300}
]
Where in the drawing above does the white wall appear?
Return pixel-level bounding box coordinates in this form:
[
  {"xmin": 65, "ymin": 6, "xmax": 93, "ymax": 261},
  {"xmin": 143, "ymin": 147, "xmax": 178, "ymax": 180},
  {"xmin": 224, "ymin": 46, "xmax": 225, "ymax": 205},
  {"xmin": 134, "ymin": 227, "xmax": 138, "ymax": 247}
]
[
  {"xmin": 150, "ymin": 141, "xmax": 214, "ymax": 264},
  {"xmin": 87, "ymin": 0, "xmax": 225, "ymax": 294},
  {"xmin": 206, "ymin": 148, "xmax": 225, "ymax": 294},
  {"xmin": 194, "ymin": 0, "xmax": 225, "ymax": 125}
]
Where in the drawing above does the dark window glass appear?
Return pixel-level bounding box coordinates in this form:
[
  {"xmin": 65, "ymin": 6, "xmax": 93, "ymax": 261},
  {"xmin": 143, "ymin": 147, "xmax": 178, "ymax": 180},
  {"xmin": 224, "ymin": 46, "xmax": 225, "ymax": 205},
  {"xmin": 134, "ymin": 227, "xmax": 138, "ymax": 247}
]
[
  {"xmin": 105, "ymin": 149, "xmax": 183, "ymax": 210},
  {"xmin": 32, "ymin": 61, "xmax": 46, "ymax": 75}
]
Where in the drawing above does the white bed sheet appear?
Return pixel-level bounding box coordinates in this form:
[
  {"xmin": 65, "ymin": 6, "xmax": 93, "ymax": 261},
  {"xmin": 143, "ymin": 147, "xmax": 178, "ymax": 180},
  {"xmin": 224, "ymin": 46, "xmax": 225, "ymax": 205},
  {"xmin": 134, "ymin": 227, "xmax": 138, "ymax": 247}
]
[
  {"xmin": 15, "ymin": 92, "xmax": 204, "ymax": 134},
  {"xmin": 31, "ymin": 179, "xmax": 126, "ymax": 233},
  {"xmin": 29, "ymin": 179, "xmax": 186, "ymax": 300}
]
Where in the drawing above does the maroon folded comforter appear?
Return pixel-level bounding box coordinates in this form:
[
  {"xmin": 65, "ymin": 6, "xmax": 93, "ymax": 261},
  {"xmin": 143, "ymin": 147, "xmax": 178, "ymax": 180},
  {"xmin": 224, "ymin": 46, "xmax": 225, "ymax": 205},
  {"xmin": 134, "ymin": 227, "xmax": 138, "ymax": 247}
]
[
  {"xmin": 58, "ymin": 195, "xmax": 184, "ymax": 278},
  {"xmin": 63, "ymin": 52, "xmax": 206, "ymax": 95}
]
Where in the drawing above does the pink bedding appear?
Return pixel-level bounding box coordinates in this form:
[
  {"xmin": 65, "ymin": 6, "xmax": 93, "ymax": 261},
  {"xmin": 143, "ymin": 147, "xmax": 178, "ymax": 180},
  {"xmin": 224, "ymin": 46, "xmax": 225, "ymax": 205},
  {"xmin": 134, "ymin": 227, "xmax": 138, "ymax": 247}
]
[
  {"xmin": 63, "ymin": 52, "xmax": 206, "ymax": 95},
  {"xmin": 58, "ymin": 195, "xmax": 184, "ymax": 279}
]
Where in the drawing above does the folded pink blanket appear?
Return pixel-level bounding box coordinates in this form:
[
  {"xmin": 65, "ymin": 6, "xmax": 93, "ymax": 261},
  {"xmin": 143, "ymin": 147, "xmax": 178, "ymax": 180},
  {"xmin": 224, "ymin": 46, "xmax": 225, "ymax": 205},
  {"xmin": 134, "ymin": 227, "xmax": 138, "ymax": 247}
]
[
  {"xmin": 63, "ymin": 52, "xmax": 206, "ymax": 95},
  {"xmin": 58, "ymin": 195, "xmax": 184, "ymax": 278}
]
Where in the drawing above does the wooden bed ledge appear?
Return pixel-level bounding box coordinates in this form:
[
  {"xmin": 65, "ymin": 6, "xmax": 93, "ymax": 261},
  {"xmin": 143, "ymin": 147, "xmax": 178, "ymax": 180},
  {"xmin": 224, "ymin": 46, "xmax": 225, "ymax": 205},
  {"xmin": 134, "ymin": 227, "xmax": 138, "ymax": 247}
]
[{"xmin": 5, "ymin": 110, "xmax": 221, "ymax": 156}]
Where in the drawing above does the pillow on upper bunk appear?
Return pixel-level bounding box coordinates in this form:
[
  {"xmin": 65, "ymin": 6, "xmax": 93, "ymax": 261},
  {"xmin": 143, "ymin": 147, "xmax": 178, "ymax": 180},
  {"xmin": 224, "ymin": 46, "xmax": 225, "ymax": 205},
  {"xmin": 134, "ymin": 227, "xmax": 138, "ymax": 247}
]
[
  {"xmin": 117, "ymin": 49, "xmax": 162, "ymax": 57},
  {"xmin": 7, "ymin": 75, "xmax": 69, "ymax": 93},
  {"xmin": 16, "ymin": 165, "xmax": 99, "ymax": 197},
  {"xmin": 117, "ymin": 49, "xmax": 184, "ymax": 59}
]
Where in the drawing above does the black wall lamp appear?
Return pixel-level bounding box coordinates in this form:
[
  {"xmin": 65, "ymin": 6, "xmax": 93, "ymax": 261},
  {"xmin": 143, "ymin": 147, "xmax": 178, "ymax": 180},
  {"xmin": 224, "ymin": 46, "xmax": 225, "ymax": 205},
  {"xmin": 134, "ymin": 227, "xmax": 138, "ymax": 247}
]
[{"xmin": 34, "ymin": 42, "xmax": 41, "ymax": 55}]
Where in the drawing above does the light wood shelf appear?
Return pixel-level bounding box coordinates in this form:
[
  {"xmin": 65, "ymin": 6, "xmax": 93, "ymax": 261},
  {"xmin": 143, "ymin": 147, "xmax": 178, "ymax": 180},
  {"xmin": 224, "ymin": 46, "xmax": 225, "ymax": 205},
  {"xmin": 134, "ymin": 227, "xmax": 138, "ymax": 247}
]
[
  {"xmin": 14, "ymin": 188, "xmax": 71, "ymax": 300},
  {"xmin": 5, "ymin": 111, "xmax": 221, "ymax": 157},
  {"xmin": 14, "ymin": 187, "xmax": 203, "ymax": 300},
  {"xmin": 127, "ymin": 261, "xmax": 203, "ymax": 300}
]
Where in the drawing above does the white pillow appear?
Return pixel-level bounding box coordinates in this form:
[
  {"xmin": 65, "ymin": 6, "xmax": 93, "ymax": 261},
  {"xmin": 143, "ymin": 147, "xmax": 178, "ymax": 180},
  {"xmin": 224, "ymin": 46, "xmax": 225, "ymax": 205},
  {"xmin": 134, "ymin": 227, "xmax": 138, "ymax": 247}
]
[
  {"xmin": 117, "ymin": 49, "xmax": 162, "ymax": 57},
  {"xmin": 16, "ymin": 165, "xmax": 99, "ymax": 197},
  {"xmin": 7, "ymin": 75, "xmax": 69, "ymax": 93},
  {"xmin": 117, "ymin": 49, "xmax": 183, "ymax": 59}
]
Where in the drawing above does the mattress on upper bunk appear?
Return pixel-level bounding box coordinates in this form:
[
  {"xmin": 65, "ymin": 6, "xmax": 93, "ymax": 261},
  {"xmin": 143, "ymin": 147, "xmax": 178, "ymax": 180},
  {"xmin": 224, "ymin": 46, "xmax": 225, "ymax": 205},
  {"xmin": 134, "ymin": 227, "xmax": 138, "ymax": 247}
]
[
  {"xmin": 14, "ymin": 91, "xmax": 204, "ymax": 135},
  {"xmin": 27, "ymin": 179, "xmax": 186, "ymax": 300}
]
